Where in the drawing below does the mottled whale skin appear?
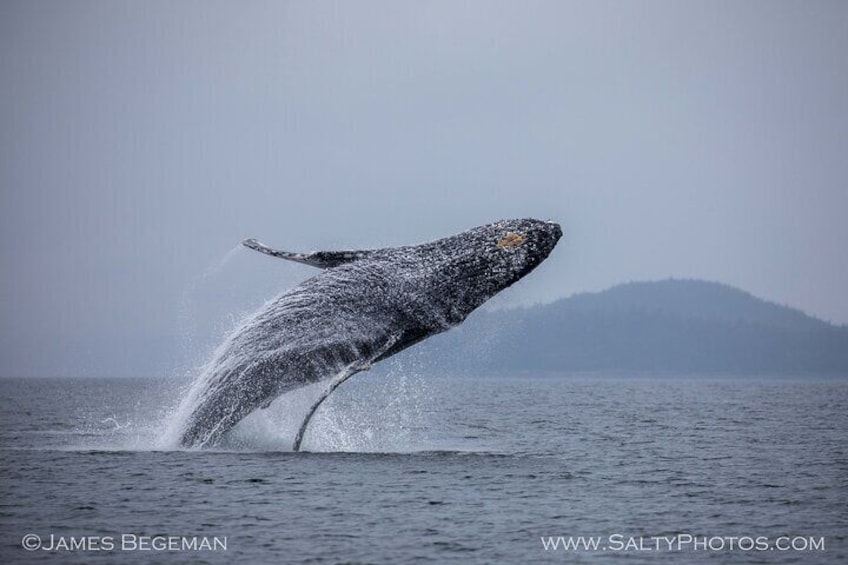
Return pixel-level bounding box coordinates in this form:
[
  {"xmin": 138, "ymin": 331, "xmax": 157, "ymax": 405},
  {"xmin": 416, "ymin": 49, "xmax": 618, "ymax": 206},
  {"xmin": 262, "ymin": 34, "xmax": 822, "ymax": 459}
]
[{"xmin": 176, "ymin": 219, "xmax": 562, "ymax": 449}]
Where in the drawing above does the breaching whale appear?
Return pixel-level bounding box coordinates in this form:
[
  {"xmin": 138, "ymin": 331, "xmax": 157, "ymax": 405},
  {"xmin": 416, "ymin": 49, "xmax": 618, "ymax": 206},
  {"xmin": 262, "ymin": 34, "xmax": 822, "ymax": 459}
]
[{"xmin": 175, "ymin": 219, "xmax": 562, "ymax": 449}]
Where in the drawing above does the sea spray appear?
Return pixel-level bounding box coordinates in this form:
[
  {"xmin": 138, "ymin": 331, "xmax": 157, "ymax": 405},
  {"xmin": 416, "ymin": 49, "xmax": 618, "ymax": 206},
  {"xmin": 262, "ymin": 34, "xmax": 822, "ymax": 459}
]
[{"xmin": 176, "ymin": 243, "xmax": 247, "ymax": 375}]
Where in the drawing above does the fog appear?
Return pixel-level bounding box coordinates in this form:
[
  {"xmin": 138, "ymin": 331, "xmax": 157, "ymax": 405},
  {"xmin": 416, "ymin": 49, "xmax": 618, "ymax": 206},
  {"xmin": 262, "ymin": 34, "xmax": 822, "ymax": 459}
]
[{"xmin": 1, "ymin": 1, "xmax": 846, "ymax": 376}]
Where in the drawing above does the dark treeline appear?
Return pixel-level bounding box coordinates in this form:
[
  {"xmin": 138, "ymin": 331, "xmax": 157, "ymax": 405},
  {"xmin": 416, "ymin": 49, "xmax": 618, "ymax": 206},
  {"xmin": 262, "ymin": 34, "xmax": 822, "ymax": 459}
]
[{"xmin": 410, "ymin": 279, "xmax": 848, "ymax": 375}]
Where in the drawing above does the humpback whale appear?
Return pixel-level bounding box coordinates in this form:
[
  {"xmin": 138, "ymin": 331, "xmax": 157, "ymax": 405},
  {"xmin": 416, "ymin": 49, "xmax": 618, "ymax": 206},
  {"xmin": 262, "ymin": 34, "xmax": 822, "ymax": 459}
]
[{"xmin": 176, "ymin": 219, "xmax": 562, "ymax": 450}]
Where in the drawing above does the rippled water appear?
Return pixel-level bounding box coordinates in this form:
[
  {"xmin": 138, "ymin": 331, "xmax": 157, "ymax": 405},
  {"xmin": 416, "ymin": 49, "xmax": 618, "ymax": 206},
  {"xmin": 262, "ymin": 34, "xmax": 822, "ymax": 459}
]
[{"xmin": 1, "ymin": 374, "xmax": 846, "ymax": 563}]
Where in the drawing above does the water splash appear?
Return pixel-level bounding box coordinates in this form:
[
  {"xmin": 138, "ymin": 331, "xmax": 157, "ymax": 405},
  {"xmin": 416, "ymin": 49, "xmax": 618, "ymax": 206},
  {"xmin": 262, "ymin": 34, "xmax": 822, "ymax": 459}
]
[
  {"xmin": 156, "ymin": 360, "xmax": 437, "ymax": 453},
  {"xmin": 160, "ymin": 241, "xmax": 292, "ymax": 449},
  {"xmin": 271, "ymin": 369, "xmax": 435, "ymax": 453},
  {"xmin": 99, "ymin": 416, "xmax": 130, "ymax": 431}
]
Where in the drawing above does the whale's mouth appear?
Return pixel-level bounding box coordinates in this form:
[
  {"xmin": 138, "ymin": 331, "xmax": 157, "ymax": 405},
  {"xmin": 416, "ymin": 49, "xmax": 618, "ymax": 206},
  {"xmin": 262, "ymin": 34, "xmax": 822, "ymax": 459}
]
[{"xmin": 496, "ymin": 231, "xmax": 525, "ymax": 249}]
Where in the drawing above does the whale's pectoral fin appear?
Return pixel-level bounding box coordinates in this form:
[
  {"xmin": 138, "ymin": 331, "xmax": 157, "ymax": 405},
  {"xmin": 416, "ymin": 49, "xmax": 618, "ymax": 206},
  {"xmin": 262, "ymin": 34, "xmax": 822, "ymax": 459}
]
[
  {"xmin": 242, "ymin": 239, "xmax": 374, "ymax": 269},
  {"xmin": 292, "ymin": 332, "xmax": 403, "ymax": 451}
]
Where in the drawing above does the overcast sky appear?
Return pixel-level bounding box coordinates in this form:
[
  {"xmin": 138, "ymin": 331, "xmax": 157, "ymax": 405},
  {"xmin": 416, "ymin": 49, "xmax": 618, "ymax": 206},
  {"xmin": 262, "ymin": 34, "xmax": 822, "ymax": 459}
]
[{"xmin": 1, "ymin": 1, "xmax": 847, "ymax": 376}]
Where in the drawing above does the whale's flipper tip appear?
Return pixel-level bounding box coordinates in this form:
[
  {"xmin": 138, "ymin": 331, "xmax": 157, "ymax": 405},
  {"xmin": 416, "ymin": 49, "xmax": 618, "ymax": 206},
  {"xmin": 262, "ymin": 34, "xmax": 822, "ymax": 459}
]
[
  {"xmin": 242, "ymin": 238, "xmax": 302, "ymax": 262},
  {"xmin": 241, "ymin": 238, "xmax": 375, "ymax": 269}
]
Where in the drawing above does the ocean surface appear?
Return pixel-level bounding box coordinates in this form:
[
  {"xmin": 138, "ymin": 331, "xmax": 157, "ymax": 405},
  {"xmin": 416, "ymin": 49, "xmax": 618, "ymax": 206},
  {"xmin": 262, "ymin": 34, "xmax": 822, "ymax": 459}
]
[{"xmin": 1, "ymin": 373, "xmax": 846, "ymax": 564}]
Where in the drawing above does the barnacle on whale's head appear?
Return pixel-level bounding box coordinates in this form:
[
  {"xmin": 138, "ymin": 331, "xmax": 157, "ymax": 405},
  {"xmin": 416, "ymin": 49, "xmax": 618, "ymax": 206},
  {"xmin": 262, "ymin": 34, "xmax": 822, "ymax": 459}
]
[{"xmin": 496, "ymin": 231, "xmax": 525, "ymax": 249}]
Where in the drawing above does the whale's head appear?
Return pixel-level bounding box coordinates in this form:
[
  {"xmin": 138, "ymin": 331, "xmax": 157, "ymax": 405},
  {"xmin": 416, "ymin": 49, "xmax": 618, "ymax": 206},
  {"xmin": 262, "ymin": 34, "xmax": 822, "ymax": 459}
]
[
  {"xmin": 476, "ymin": 218, "xmax": 562, "ymax": 288},
  {"xmin": 425, "ymin": 218, "xmax": 562, "ymax": 320}
]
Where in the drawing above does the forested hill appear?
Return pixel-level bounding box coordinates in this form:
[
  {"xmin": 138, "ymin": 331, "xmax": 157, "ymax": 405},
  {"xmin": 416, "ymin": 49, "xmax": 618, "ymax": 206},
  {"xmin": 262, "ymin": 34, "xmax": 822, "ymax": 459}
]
[{"xmin": 413, "ymin": 279, "xmax": 848, "ymax": 375}]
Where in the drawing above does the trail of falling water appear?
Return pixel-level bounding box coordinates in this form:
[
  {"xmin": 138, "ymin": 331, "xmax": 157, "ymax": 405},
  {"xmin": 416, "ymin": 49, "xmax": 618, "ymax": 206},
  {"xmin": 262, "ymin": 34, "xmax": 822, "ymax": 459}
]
[
  {"xmin": 177, "ymin": 244, "xmax": 244, "ymax": 354},
  {"xmin": 157, "ymin": 244, "xmax": 248, "ymax": 449}
]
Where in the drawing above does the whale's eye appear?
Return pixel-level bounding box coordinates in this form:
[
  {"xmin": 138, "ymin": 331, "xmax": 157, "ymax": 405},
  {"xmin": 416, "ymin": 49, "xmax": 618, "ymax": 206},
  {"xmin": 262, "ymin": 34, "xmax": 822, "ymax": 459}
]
[{"xmin": 496, "ymin": 232, "xmax": 525, "ymax": 249}]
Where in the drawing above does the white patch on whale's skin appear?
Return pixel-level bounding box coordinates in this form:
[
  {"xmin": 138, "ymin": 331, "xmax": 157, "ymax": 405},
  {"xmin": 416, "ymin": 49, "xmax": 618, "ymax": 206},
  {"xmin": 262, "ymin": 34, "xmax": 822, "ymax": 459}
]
[{"xmin": 170, "ymin": 218, "xmax": 562, "ymax": 450}]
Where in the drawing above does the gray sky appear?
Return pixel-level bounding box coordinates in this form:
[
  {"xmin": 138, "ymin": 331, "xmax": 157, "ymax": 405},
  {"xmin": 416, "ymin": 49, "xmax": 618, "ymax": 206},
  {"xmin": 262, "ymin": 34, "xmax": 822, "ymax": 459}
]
[{"xmin": 2, "ymin": 1, "xmax": 847, "ymax": 376}]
